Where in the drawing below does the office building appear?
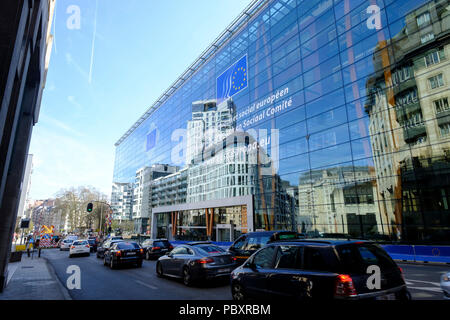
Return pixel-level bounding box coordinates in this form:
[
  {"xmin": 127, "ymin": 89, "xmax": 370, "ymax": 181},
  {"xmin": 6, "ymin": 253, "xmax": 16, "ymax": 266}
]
[{"xmin": 112, "ymin": 0, "xmax": 450, "ymax": 243}]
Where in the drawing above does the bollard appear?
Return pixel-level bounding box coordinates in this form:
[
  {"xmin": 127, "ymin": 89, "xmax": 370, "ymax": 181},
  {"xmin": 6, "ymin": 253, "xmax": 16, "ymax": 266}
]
[{"xmin": 38, "ymin": 248, "xmax": 41, "ymax": 258}]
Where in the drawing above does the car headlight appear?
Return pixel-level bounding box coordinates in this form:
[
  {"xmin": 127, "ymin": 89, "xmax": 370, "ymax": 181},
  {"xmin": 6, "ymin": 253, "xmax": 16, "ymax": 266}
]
[{"xmin": 443, "ymin": 275, "xmax": 450, "ymax": 282}]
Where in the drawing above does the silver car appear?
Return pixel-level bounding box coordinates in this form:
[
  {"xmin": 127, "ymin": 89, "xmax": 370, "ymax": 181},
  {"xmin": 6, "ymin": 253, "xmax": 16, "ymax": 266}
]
[{"xmin": 441, "ymin": 272, "xmax": 450, "ymax": 299}]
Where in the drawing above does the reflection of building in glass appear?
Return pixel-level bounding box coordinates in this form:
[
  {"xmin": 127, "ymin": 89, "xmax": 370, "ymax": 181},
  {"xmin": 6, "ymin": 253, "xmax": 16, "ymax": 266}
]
[
  {"xmin": 298, "ymin": 167, "xmax": 382, "ymax": 237},
  {"xmin": 111, "ymin": 0, "xmax": 450, "ymax": 243},
  {"xmin": 366, "ymin": 0, "xmax": 450, "ymax": 241},
  {"xmin": 132, "ymin": 164, "xmax": 178, "ymax": 234}
]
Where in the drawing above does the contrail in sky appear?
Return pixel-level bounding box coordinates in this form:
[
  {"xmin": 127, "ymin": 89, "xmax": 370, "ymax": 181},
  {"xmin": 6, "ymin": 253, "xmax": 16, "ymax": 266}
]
[{"xmin": 88, "ymin": 0, "xmax": 99, "ymax": 84}]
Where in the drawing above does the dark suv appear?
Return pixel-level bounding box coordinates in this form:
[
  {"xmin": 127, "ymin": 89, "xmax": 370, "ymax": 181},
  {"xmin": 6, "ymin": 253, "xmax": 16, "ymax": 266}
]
[
  {"xmin": 228, "ymin": 231, "xmax": 300, "ymax": 265},
  {"xmin": 230, "ymin": 239, "xmax": 410, "ymax": 300},
  {"xmin": 141, "ymin": 239, "xmax": 173, "ymax": 260}
]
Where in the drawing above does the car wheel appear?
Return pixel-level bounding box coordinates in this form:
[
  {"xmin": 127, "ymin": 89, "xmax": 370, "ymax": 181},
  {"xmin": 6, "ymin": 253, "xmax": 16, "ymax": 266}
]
[
  {"xmin": 183, "ymin": 267, "xmax": 193, "ymax": 286},
  {"xmin": 232, "ymin": 283, "xmax": 246, "ymax": 301},
  {"xmin": 156, "ymin": 262, "xmax": 163, "ymax": 277},
  {"xmin": 103, "ymin": 256, "xmax": 108, "ymax": 266},
  {"xmin": 110, "ymin": 258, "xmax": 115, "ymax": 269}
]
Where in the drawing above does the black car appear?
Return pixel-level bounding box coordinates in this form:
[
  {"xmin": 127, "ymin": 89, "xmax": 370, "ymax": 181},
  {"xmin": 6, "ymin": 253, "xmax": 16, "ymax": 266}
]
[
  {"xmin": 228, "ymin": 231, "xmax": 300, "ymax": 265},
  {"xmin": 230, "ymin": 239, "xmax": 410, "ymax": 300},
  {"xmin": 156, "ymin": 242, "xmax": 237, "ymax": 286},
  {"xmin": 103, "ymin": 241, "xmax": 144, "ymax": 269},
  {"xmin": 87, "ymin": 238, "xmax": 98, "ymax": 252},
  {"xmin": 141, "ymin": 239, "xmax": 173, "ymax": 260},
  {"xmin": 96, "ymin": 239, "xmax": 124, "ymax": 259}
]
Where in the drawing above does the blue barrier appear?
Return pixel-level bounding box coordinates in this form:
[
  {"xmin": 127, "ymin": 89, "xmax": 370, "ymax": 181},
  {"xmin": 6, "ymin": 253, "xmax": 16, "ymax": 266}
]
[
  {"xmin": 170, "ymin": 240, "xmax": 450, "ymax": 264},
  {"xmin": 381, "ymin": 245, "xmax": 450, "ymax": 264}
]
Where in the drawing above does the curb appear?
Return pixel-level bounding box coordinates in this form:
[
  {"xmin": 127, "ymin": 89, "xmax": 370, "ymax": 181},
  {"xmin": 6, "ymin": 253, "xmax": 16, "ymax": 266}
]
[
  {"xmin": 394, "ymin": 259, "xmax": 450, "ymax": 266},
  {"xmin": 43, "ymin": 257, "xmax": 73, "ymax": 300}
]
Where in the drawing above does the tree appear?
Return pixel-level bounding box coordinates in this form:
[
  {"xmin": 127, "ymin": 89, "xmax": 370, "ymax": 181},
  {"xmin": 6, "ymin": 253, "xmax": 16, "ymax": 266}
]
[{"xmin": 54, "ymin": 186, "xmax": 110, "ymax": 233}]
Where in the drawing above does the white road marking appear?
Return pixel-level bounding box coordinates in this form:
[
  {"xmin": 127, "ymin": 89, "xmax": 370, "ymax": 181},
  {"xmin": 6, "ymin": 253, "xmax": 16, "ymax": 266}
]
[
  {"xmin": 406, "ymin": 279, "xmax": 441, "ymax": 286},
  {"xmin": 135, "ymin": 280, "xmax": 158, "ymax": 290}
]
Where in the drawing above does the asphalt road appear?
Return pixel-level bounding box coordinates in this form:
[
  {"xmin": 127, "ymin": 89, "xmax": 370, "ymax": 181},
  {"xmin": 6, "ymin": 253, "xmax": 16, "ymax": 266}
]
[
  {"xmin": 43, "ymin": 249, "xmax": 231, "ymax": 300},
  {"xmin": 43, "ymin": 249, "xmax": 448, "ymax": 300}
]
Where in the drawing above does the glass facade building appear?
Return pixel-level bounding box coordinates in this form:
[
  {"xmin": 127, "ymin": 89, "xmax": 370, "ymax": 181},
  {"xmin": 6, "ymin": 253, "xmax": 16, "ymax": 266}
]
[{"xmin": 113, "ymin": 0, "xmax": 450, "ymax": 243}]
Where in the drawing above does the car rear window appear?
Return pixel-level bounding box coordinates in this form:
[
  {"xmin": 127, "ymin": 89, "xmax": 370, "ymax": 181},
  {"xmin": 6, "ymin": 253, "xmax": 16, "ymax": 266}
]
[
  {"xmin": 153, "ymin": 241, "xmax": 170, "ymax": 247},
  {"xmin": 336, "ymin": 244, "xmax": 397, "ymax": 274},
  {"xmin": 196, "ymin": 245, "xmax": 225, "ymax": 254},
  {"xmin": 117, "ymin": 242, "xmax": 140, "ymax": 250},
  {"xmin": 63, "ymin": 240, "xmax": 73, "ymax": 243},
  {"xmin": 303, "ymin": 246, "xmax": 340, "ymax": 272},
  {"xmin": 73, "ymin": 241, "xmax": 87, "ymax": 245},
  {"xmin": 246, "ymin": 235, "xmax": 271, "ymax": 251}
]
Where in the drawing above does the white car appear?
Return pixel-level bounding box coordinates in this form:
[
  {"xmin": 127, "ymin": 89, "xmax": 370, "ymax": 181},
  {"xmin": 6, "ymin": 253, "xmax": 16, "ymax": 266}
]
[
  {"xmin": 441, "ymin": 272, "xmax": 450, "ymax": 299},
  {"xmin": 60, "ymin": 239, "xmax": 74, "ymax": 251},
  {"xmin": 69, "ymin": 240, "xmax": 90, "ymax": 257}
]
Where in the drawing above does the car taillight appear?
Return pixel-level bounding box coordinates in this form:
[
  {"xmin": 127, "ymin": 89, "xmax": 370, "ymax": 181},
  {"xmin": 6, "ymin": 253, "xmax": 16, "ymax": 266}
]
[
  {"xmin": 140, "ymin": 249, "xmax": 144, "ymax": 254},
  {"xmin": 169, "ymin": 245, "xmax": 173, "ymax": 249},
  {"xmin": 85, "ymin": 245, "xmax": 90, "ymax": 248},
  {"xmin": 399, "ymin": 267, "xmax": 405, "ymax": 281},
  {"xmin": 71, "ymin": 246, "xmax": 75, "ymax": 249},
  {"xmin": 115, "ymin": 251, "xmax": 122, "ymax": 257},
  {"xmin": 197, "ymin": 258, "xmax": 214, "ymax": 264},
  {"xmin": 152, "ymin": 247, "xmax": 161, "ymax": 250},
  {"xmin": 232, "ymin": 257, "xmax": 237, "ymax": 261},
  {"xmin": 334, "ymin": 274, "xmax": 357, "ymax": 298}
]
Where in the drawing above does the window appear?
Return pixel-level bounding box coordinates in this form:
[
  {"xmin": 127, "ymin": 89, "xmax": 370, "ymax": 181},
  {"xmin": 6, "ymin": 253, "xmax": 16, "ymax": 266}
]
[
  {"xmin": 171, "ymin": 246, "xmax": 189, "ymax": 255},
  {"xmin": 245, "ymin": 235, "xmax": 271, "ymax": 251},
  {"xmin": 425, "ymin": 51, "xmax": 440, "ymax": 67},
  {"xmin": 435, "ymin": 98, "xmax": 449, "ymax": 114},
  {"xmin": 440, "ymin": 123, "xmax": 450, "ymax": 137},
  {"xmin": 421, "ymin": 32, "xmax": 435, "ymax": 44},
  {"xmin": 274, "ymin": 245, "xmax": 302, "ymax": 269},
  {"xmin": 429, "ymin": 74, "xmax": 444, "ymax": 89},
  {"xmin": 252, "ymin": 246, "xmax": 276, "ymax": 269},
  {"xmin": 416, "ymin": 12, "xmax": 431, "ymax": 28},
  {"xmin": 303, "ymin": 247, "xmax": 335, "ymax": 272}
]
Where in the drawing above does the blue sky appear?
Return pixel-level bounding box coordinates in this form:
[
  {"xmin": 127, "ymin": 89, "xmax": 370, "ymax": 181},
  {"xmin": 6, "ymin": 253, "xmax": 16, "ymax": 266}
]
[{"xmin": 29, "ymin": 0, "xmax": 252, "ymax": 200}]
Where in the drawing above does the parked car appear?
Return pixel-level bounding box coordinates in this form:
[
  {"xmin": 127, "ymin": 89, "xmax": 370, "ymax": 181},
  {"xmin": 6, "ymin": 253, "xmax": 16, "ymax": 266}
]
[
  {"xmin": 156, "ymin": 242, "xmax": 237, "ymax": 286},
  {"xmin": 103, "ymin": 241, "xmax": 144, "ymax": 269},
  {"xmin": 441, "ymin": 271, "xmax": 450, "ymax": 299},
  {"xmin": 141, "ymin": 239, "xmax": 173, "ymax": 260},
  {"xmin": 230, "ymin": 239, "xmax": 410, "ymax": 300},
  {"xmin": 69, "ymin": 240, "xmax": 90, "ymax": 258},
  {"xmin": 228, "ymin": 231, "xmax": 300, "ymax": 265},
  {"xmin": 60, "ymin": 239, "xmax": 74, "ymax": 251},
  {"xmin": 87, "ymin": 238, "xmax": 98, "ymax": 252},
  {"xmin": 96, "ymin": 239, "xmax": 124, "ymax": 259}
]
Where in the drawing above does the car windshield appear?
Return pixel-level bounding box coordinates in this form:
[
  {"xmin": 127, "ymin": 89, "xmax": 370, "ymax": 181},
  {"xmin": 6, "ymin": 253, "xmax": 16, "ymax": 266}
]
[
  {"xmin": 196, "ymin": 245, "xmax": 225, "ymax": 254},
  {"xmin": 336, "ymin": 244, "xmax": 398, "ymax": 274}
]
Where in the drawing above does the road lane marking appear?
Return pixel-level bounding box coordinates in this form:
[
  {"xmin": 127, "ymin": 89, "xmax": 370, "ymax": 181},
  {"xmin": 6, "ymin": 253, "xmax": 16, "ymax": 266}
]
[
  {"xmin": 135, "ymin": 280, "xmax": 158, "ymax": 290},
  {"xmin": 406, "ymin": 279, "xmax": 441, "ymax": 286}
]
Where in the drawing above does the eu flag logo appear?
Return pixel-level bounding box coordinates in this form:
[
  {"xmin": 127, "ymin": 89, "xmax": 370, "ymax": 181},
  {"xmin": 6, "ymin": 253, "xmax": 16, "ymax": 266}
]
[{"xmin": 217, "ymin": 55, "xmax": 248, "ymax": 102}]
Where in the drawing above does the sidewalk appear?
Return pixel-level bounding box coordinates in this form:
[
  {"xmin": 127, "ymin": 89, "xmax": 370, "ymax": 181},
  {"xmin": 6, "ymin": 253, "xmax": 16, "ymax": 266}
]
[{"xmin": 0, "ymin": 252, "xmax": 71, "ymax": 300}]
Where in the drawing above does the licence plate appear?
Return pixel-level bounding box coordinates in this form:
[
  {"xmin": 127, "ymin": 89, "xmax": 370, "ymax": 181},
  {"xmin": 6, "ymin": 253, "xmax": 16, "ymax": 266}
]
[
  {"xmin": 127, "ymin": 252, "xmax": 136, "ymax": 256},
  {"xmin": 218, "ymin": 268, "xmax": 230, "ymax": 273},
  {"xmin": 376, "ymin": 293, "xmax": 396, "ymax": 300}
]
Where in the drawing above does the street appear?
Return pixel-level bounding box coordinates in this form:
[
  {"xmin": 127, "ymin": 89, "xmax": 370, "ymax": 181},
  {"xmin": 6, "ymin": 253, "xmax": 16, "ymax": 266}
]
[
  {"xmin": 42, "ymin": 249, "xmax": 448, "ymax": 300},
  {"xmin": 43, "ymin": 249, "xmax": 230, "ymax": 300}
]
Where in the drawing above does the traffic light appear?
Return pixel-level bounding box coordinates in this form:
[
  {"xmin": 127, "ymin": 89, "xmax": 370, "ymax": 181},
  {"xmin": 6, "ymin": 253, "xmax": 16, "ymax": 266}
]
[{"xmin": 87, "ymin": 202, "xmax": 93, "ymax": 213}]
